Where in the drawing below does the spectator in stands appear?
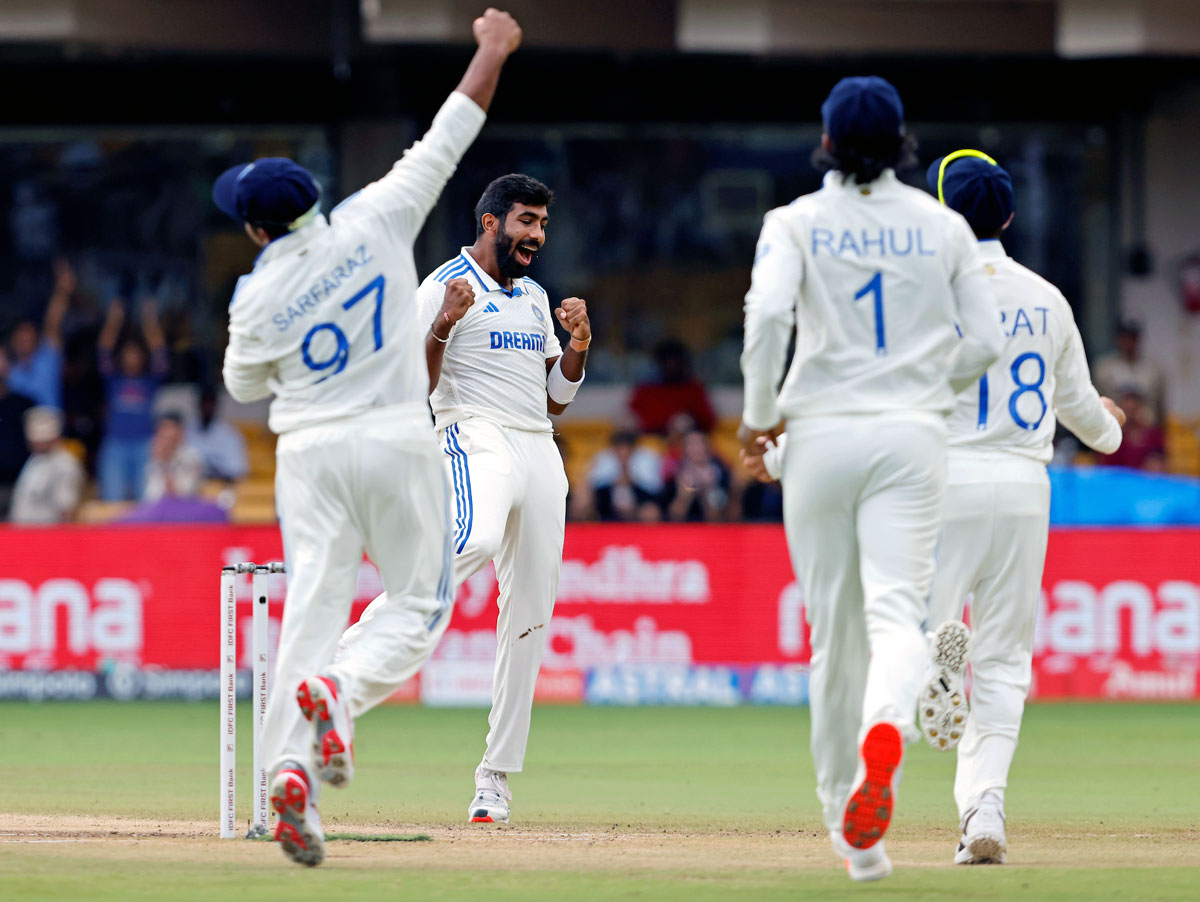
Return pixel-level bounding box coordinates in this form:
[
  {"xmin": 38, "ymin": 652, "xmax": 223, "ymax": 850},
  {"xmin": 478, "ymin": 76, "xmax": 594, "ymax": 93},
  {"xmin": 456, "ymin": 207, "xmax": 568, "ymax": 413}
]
[
  {"xmin": 143, "ymin": 411, "xmax": 204, "ymax": 502},
  {"xmin": 120, "ymin": 411, "xmax": 226, "ymax": 523},
  {"xmin": 1093, "ymin": 318, "xmax": 1166, "ymax": 425},
  {"xmin": 188, "ymin": 386, "xmax": 248, "ymax": 482},
  {"xmin": 0, "ymin": 346, "xmax": 36, "ymax": 518},
  {"xmin": 664, "ymin": 429, "xmax": 730, "ymax": 522},
  {"xmin": 6, "ymin": 259, "xmax": 72, "ymax": 410},
  {"xmin": 629, "ymin": 338, "xmax": 716, "ymax": 435},
  {"xmin": 588, "ymin": 428, "xmax": 664, "ymax": 521},
  {"xmin": 1099, "ymin": 387, "xmax": 1166, "ymax": 471},
  {"xmin": 96, "ymin": 297, "xmax": 168, "ymax": 500},
  {"xmin": 9, "ymin": 407, "xmax": 84, "ymax": 524}
]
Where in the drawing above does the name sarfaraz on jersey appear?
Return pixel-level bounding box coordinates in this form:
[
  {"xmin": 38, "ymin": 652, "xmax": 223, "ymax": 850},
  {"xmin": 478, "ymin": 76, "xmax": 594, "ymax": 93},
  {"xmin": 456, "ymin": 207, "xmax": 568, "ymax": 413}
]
[
  {"xmin": 490, "ymin": 331, "xmax": 546, "ymax": 352},
  {"xmin": 272, "ymin": 245, "xmax": 375, "ymax": 333}
]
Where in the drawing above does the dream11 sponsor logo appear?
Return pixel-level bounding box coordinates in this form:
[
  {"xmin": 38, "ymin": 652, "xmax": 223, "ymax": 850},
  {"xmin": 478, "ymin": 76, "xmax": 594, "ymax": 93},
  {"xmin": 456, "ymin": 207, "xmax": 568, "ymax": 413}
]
[{"xmin": 0, "ymin": 577, "xmax": 143, "ymax": 669}]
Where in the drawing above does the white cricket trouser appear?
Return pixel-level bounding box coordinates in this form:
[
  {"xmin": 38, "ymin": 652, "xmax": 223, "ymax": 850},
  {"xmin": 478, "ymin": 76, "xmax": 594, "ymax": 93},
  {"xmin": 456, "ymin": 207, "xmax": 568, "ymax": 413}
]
[
  {"xmin": 264, "ymin": 405, "xmax": 453, "ymax": 789},
  {"xmin": 927, "ymin": 452, "xmax": 1049, "ymax": 817},
  {"xmin": 445, "ymin": 418, "xmax": 567, "ymax": 773},
  {"xmin": 781, "ymin": 412, "xmax": 946, "ymax": 831},
  {"xmin": 343, "ymin": 416, "xmax": 568, "ymax": 774}
]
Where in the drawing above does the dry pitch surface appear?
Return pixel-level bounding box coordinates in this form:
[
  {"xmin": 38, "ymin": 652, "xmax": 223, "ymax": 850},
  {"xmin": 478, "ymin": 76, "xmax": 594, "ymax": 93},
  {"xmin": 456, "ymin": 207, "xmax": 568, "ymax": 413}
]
[{"xmin": 2, "ymin": 703, "xmax": 1197, "ymax": 901}]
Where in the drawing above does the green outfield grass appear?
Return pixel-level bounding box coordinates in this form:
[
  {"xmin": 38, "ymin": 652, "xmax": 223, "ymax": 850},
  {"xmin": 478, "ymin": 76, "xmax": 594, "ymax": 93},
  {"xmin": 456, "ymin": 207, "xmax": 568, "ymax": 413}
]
[{"xmin": 1, "ymin": 702, "xmax": 1197, "ymax": 901}]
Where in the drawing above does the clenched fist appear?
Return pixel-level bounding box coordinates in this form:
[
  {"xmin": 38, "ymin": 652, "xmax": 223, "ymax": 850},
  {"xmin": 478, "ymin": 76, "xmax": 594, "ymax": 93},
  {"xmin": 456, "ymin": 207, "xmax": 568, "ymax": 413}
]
[
  {"xmin": 556, "ymin": 297, "xmax": 591, "ymax": 342},
  {"xmin": 473, "ymin": 8, "xmax": 522, "ymax": 56},
  {"xmin": 1101, "ymin": 396, "xmax": 1127, "ymax": 427},
  {"xmin": 431, "ymin": 278, "xmax": 475, "ymax": 341}
]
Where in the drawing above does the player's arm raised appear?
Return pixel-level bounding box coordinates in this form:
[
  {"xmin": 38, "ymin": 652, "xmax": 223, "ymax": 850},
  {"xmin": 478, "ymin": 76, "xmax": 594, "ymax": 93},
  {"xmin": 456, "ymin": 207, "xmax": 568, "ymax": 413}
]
[
  {"xmin": 426, "ymin": 278, "xmax": 476, "ymax": 392},
  {"xmin": 546, "ymin": 297, "xmax": 589, "ymax": 415},
  {"xmin": 343, "ymin": 9, "xmax": 522, "ymax": 240}
]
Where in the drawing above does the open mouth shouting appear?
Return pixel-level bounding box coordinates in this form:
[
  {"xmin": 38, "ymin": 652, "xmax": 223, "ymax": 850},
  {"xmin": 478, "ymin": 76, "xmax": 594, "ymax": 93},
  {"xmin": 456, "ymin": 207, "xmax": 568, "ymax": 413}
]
[{"xmin": 514, "ymin": 241, "xmax": 539, "ymax": 267}]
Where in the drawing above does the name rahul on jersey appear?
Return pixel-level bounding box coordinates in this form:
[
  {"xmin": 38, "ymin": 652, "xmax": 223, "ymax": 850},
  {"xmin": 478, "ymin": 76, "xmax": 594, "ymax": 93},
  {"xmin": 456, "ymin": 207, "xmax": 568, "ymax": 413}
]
[{"xmin": 811, "ymin": 227, "xmax": 936, "ymax": 257}]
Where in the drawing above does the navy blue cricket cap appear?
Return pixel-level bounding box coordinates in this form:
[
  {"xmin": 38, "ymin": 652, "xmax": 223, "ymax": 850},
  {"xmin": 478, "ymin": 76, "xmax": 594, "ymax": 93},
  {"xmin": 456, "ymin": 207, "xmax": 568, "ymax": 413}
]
[
  {"xmin": 927, "ymin": 151, "xmax": 1015, "ymax": 236},
  {"xmin": 212, "ymin": 158, "xmax": 320, "ymax": 226},
  {"xmin": 821, "ymin": 76, "xmax": 904, "ymax": 146}
]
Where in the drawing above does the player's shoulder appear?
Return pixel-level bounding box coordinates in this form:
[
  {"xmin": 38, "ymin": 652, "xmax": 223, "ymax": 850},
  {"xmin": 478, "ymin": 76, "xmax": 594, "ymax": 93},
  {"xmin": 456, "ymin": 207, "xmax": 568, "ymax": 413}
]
[
  {"xmin": 228, "ymin": 271, "xmax": 267, "ymax": 316},
  {"xmin": 518, "ymin": 277, "xmax": 549, "ymax": 301},
  {"xmin": 428, "ymin": 253, "xmax": 474, "ymax": 287},
  {"xmin": 1000, "ymin": 257, "xmax": 1069, "ymax": 307}
]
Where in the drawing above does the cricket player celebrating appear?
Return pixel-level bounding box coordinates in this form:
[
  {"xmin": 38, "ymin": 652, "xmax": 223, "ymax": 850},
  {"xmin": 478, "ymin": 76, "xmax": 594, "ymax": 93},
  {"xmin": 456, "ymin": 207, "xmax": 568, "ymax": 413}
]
[
  {"xmin": 919, "ymin": 151, "xmax": 1123, "ymax": 864},
  {"xmin": 739, "ymin": 77, "xmax": 1005, "ymax": 882},
  {"xmin": 340, "ymin": 173, "xmax": 589, "ymax": 824},
  {"xmin": 217, "ymin": 8, "xmax": 523, "ymax": 866}
]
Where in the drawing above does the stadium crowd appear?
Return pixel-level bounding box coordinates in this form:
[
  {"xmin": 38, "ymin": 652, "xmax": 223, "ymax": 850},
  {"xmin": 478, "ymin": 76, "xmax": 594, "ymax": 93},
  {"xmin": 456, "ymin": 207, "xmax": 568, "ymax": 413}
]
[{"xmin": 0, "ymin": 257, "xmax": 1190, "ymax": 526}]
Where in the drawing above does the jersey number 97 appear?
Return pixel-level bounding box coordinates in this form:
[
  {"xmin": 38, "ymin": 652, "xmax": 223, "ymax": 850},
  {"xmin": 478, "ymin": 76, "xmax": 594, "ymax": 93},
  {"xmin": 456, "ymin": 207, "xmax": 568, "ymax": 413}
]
[{"xmin": 300, "ymin": 275, "xmax": 387, "ymax": 384}]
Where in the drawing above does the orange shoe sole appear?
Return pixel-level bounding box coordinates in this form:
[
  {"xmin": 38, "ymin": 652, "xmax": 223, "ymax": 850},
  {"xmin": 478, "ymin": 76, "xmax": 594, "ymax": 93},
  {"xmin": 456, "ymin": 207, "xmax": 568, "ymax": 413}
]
[{"xmin": 841, "ymin": 722, "xmax": 903, "ymax": 851}]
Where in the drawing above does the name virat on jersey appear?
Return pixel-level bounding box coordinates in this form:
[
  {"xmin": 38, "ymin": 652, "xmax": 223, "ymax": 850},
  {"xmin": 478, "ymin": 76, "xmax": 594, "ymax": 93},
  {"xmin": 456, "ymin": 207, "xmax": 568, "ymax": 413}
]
[{"xmin": 271, "ymin": 245, "xmax": 375, "ymax": 333}]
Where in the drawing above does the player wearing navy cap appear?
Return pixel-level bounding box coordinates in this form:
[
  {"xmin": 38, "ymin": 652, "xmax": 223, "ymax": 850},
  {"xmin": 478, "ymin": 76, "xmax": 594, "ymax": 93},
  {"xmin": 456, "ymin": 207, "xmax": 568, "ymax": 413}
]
[
  {"xmin": 739, "ymin": 76, "xmax": 1005, "ymax": 881},
  {"xmin": 217, "ymin": 8, "xmax": 523, "ymax": 867},
  {"xmin": 919, "ymin": 150, "xmax": 1123, "ymax": 865}
]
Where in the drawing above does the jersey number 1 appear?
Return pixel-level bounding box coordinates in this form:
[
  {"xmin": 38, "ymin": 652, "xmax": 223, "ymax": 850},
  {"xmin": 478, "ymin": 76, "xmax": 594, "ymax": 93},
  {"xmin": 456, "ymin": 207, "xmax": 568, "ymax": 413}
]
[
  {"xmin": 301, "ymin": 275, "xmax": 386, "ymax": 383},
  {"xmin": 854, "ymin": 271, "xmax": 886, "ymax": 355}
]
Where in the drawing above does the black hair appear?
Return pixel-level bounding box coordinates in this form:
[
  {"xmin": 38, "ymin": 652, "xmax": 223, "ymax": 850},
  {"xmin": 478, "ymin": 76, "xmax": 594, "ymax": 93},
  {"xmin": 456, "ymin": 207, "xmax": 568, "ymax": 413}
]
[
  {"xmin": 812, "ymin": 132, "xmax": 919, "ymax": 185},
  {"xmin": 248, "ymin": 220, "xmax": 291, "ymax": 240},
  {"xmin": 473, "ymin": 174, "xmax": 554, "ymax": 237}
]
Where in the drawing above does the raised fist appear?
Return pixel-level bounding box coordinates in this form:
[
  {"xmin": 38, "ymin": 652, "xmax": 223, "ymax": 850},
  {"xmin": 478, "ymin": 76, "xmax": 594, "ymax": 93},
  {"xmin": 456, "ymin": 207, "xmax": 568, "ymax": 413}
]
[
  {"xmin": 555, "ymin": 296, "xmax": 590, "ymax": 342},
  {"xmin": 473, "ymin": 8, "xmax": 522, "ymax": 56},
  {"xmin": 432, "ymin": 278, "xmax": 476, "ymax": 340}
]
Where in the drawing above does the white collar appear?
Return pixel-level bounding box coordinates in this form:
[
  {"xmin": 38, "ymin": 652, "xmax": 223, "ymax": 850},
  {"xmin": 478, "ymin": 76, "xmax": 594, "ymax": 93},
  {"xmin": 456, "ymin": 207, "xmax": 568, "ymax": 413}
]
[
  {"xmin": 254, "ymin": 214, "xmax": 329, "ymax": 267},
  {"xmin": 458, "ymin": 247, "xmax": 526, "ymax": 297},
  {"xmin": 977, "ymin": 239, "xmax": 1008, "ymax": 261}
]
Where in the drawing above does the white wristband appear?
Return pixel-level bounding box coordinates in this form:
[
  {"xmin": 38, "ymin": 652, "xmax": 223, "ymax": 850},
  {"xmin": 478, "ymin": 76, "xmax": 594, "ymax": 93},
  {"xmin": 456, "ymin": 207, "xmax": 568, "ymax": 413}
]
[{"xmin": 547, "ymin": 356, "xmax": 584, "ymax": 405}]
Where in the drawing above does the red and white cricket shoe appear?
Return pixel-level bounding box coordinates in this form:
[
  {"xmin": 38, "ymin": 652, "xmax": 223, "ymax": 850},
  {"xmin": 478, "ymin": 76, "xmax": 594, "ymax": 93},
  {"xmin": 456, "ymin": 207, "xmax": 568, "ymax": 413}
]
[
  {"xmin": 296, "ymin": 674, "xmax": 355, "ymax": 788},
  {"xmin": 840, "ymin": 721, "xmax": 904, "ymax": 854},
  {"xmin": 269, "ymin": 765, "xmax": 325, "ymax": 867}
]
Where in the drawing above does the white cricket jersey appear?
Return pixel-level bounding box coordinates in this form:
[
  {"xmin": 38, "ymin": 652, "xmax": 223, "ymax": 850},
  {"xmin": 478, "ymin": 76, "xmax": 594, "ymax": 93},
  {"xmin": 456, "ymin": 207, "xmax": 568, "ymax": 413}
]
[
  {"xmin": 419, "ymin": 248, "xmax": 562, "ymax": 434},
  {"xmin": 222, "ymin": 91, "xmax": 486, "ymax": 434},
  {"xmin": 946, "ymin": 240, "xmax": 1122, "ymax": 464},
  {"xmin": 741, "ymin": 170, "xmax": 1005, "ymax": 428}
]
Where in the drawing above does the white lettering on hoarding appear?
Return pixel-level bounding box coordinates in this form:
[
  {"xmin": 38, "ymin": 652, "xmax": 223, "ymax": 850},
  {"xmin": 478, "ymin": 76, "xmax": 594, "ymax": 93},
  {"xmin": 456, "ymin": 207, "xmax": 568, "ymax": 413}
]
[
  {"xmin": 558, "ymin": 547, "xmax": 710, "ymax": 604},
  {"xmin": 777, "ymin": 582, "xmax": 806, "ymax": 656},
  {"xmin": 436, "ymin": 615, "xmax": 693, "ymax": 669},
  {"xmin": 1035, "ymin": 580, "xmax": 1200, "ymax": 658},
  {"xmin": 0, "ymin": 578, "xmax": 143, "ymax": 659},
  {"xmin": 1103, "ymin": 660, "xmax": 1197, "ymax": 699}
]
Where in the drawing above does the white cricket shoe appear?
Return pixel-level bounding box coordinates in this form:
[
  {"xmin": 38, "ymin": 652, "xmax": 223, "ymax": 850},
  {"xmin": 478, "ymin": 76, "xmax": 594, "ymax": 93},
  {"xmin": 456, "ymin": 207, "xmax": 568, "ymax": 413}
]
[
  {"xmin": 955, "ymin": 793, "xmax": 1007, "ymax": 864},
  {"xmin": 919, "ymin": 620, "xmax": 971, "ymax": 751},
  {"xmin": 468, "ymin": 766, "xmax": 511, "ymax": 823},
  {"xmin": 297, "ymin": 674, "xmax": 355, "ymax": 787},
  {"xmin": 270, "ymin": 764, "xmax": 325, "ymax": 867},
  {"xmin": 831, "ymin": 830, "xmax": 893, "ymax": 882},
  {"xmin": 840, "ymin": 721, "xmax": 904, "ymax": 855}
]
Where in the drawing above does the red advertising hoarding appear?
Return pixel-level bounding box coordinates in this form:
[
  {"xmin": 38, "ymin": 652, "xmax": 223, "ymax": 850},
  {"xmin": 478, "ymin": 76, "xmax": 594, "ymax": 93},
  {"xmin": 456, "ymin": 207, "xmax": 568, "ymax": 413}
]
[{"xmin": 0, "ymin": 524, "xmax": 1196, "ymax": 701}]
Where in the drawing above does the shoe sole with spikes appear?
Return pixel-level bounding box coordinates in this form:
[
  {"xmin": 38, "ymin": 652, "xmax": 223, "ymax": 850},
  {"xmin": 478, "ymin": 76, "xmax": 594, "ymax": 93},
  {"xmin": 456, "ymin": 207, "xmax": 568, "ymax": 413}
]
[{"xmin": 919, "ymin": 620, "xmax": 971, "ymax": 751}]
